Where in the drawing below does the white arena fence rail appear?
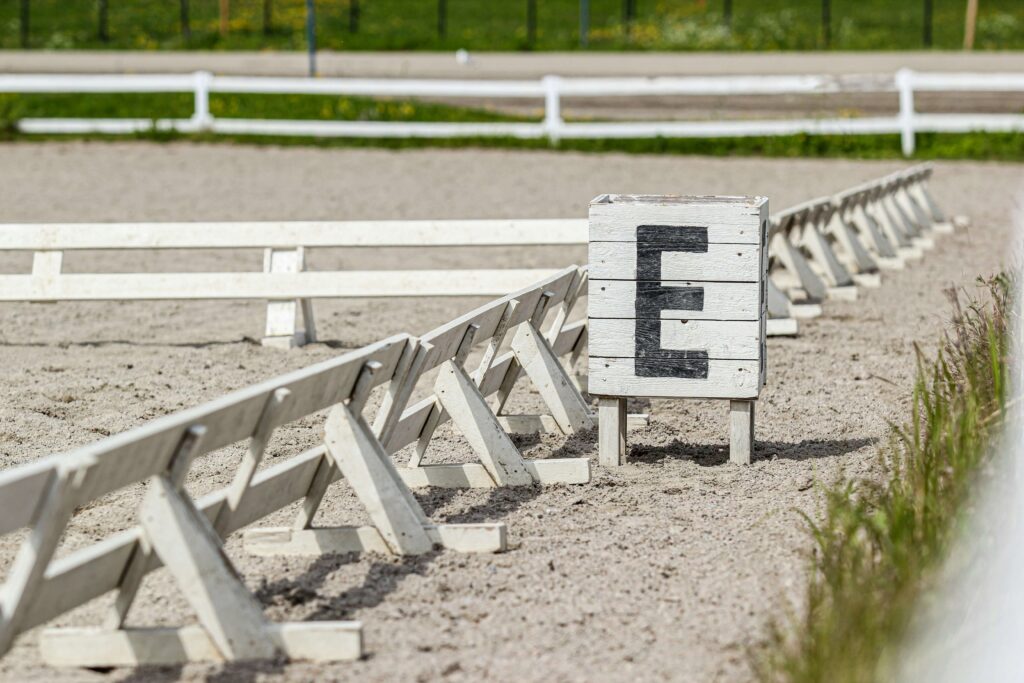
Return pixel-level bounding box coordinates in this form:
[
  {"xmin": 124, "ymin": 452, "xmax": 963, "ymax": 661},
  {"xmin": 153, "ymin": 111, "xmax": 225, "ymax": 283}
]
[
  {"xmin": 0, "ymin": 265, "xmax": 598, "ymax": 668},
  {"xmin": 0, "ymin": 163, "xmax": 953, "ymax": 345},
  {"xmin": 0, "ymin": 70, "xmax": 1022, "ymax": 155}
]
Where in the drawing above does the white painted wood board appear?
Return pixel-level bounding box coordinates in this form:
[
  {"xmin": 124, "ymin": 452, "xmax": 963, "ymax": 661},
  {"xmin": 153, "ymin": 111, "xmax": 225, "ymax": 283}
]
[
  {"xmin": 589, "ymin": 280, "xmax": 760, "ymax": 320},
  {"xmin": 588, "ymin": 358, "xmax": 761, "ymax": 399},
  {"xmin": 589, "ymin": 196, "xmax": 765, "ymax": 244},
  {"xmin": 589, "ymin": 241, "xmax": 761, "ymax": 282},
  {"xmin": 588, "ymin": 319, "xmax": 760, "ymax": 359},
  {"xmin": 0, "ymin": 269, "xmax": 563, "ymax": 302},
  {"xmin": 0, "ymin": 219, "xmax": 588, "ymax": 250}
]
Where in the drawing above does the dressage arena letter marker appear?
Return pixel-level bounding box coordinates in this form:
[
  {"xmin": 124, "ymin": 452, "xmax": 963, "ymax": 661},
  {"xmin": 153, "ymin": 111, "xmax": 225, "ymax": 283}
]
[{"xmin": 588, "ymin": 194, "xmax": 769, "ymax": 466}]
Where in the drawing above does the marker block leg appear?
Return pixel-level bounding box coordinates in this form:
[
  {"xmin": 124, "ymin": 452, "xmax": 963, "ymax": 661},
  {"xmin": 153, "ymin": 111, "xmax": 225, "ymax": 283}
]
[
  {"xmin": 729, "ymin": 400, "xmax": 754, "ymax": 465},
  {"xmin": 598, "ymin": 397, "xmax": 627, "ymax": 467}
]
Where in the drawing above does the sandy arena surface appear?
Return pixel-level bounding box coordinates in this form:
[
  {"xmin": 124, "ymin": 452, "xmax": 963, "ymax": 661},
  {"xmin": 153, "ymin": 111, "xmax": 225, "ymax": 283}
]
[{"xmin": 0, "ymin": 143, "xmax": 1019, "ymax": 682}]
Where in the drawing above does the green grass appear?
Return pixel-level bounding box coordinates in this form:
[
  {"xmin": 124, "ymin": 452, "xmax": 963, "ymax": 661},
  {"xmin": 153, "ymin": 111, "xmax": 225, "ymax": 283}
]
[
  {"xmin": 0, "ymin": 92, "xmax": 533, "ymax": 123},
  {"xmin": 757, "ymin": 274, "xmax": 1014, "ymax": 683},
  {"xmin": 2, "ymin": 0, "xmax": 1023, "ymax": 51}
]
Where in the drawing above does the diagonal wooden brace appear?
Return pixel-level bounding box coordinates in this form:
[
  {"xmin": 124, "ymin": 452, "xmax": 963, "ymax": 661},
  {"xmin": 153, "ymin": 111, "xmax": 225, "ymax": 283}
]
[{"xmin": 509, "ymin": 320, "xmax": 594, "ymax": 435}]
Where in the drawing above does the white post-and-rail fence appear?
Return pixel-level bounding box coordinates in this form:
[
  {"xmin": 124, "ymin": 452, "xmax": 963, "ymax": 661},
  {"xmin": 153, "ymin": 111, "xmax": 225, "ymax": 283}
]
[
  {"xmin": 0, "ymin": 163, "xmax": 957, "ymax": 345},
  {"xmin": 0, "ymin": 265, "xmax": 599, "ymax": 668},
  {"xmin": 0, "ymin": 166, "xmax": 960, "ymax": 668},
  {"xmin": 1, "ymin": 70, "xmax": 1023, "ymax": 155}
]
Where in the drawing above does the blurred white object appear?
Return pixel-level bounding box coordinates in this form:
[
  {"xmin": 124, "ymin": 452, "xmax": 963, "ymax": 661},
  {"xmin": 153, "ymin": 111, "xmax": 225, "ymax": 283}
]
[
  {"xmin": 898, "ymin": 201, "xmax": 1023, "ymax": 683},
  {"xmin": 455, "ymin": 49, "xmax": 471, "ymax": 66}
]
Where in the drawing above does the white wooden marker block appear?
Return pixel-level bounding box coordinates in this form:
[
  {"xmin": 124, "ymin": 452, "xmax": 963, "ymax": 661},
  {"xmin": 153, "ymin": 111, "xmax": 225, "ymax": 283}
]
[{"xmin": 588, "ymin": 194, "xmax": 768, "ymax": 466}]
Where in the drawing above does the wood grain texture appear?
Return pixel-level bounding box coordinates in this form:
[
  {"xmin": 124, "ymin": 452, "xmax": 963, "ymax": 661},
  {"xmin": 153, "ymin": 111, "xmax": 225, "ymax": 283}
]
[
  {"xmin": 588, "ymin": 358, "xmax": 761, "ymax": 399},
  {"xmin": 588, "ymin": 319, "xmax": 761, "ymax": 359},
  {"xmin": 589, "ymin": 241, "xmax": 760, "ymax": 282},
  {"xmin": 589, "ymin": 196, "xmax": 765, "ymax": 244},
  {"xmin": 729, "ymin": 400, "xmax": 755, "ymax": 465},
  {"xmin": 0, "ymin": 219, "xmax": 588, "ymax": 250},
  {"xmin": 589, "ymin": 280, "xmax": 760, "ymax": 320}
]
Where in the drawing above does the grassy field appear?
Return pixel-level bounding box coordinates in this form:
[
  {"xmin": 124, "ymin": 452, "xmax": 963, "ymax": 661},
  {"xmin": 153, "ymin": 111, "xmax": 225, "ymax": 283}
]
[
  {"xmin": 2, "ymin": 91, "xmax": 1023, "ymax": 162},
  {"xmin": 757, "ymin": 274, "xmax": 1013, "ymax": 683},
  {"xmin": 1, "ymin": 0, "xmax": 1022, "ymax": 52}
]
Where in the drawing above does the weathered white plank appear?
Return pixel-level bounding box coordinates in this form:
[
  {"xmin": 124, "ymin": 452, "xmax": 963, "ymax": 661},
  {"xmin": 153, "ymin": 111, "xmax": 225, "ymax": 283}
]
[
  {"xmin": 434, "ymin": 361, "xmax": 533, "ymax": 487},
  {"xmin": 587, "ymin": 319, "xmax": 761, "ymax": 359},
  {"xmin": 589, "ymin": 280, "xmax": 760, "ymax": 320},
  {"xmin": 398, "ymin": 459, "xmax": 589, "ymax": 489},
  {"xmin": 510, "ymin": 323, "xmax": 594, "ymax": 434},
  {"xmin": 397, "ymin": 463, "xmax": 498, "ymax": 489},
  {"xmin": 138, "ymin": 476, "xmax": 277, "ymax": 661},
  {"xmin": 766, "ymin": 318, "xmax": 799, "ymax": 336},
  {"xmin": 0, "ymin": 460, "xmax": 57, "ymax": 535},
  {"xmin": 729, "ymin": 400, "xmax": 755, "ymax": 465},
  {"xmin": 39, "ymin": 621, "xmax": 362, "ymax": 667},
  {"xmin": 589, "ymin": 241, "xmax": 760, "ymax": 282},
  {"xmin": 244, "ymin": 523, "xmax": 506, "ymax": 556},
  {"xmin": 0, "ymin": 269, "xmax": 561, "ymax": 302},
  {"xmin": 429, "ymin": 523, "xmax": 508, "ymax": 554},
  {"xmin": 588, "ymin": 358, "xmax": 760, "ymax": 399},
  {"xmin": 589, "ymin": 196, "xmax": 765, "ymax": 244},
  {"xmin": 0, "ymin": 219, "xmax": 587, "ymax": 250},
  {"xmin": 323, "ymin": 404, "xmax": 434, "ymax": 555},
  {"xmin": 597, "ymin": 397, "xmax": 627, "ymax": 467},
  {"xmin": 498, "ymin": 412, "xmax": 648, "ymax": 434}
]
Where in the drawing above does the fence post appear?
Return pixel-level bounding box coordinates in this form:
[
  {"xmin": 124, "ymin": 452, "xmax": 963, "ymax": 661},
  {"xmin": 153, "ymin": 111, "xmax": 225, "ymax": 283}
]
[
  {"xmin": 579, "ymin": 0, "xmax": 589, "ymax": 47},
  {"xmin": 896, "ymin": 68, "xmax": 915, "ymax": 157},
  {"xmin": 192, "ymin": 71, "xmax": 213, "ymax": 131},
  {"xmin": 542, "ymin": 75, "xmax": 563, "ymax": 143},
  {"xmin": 19, "ymin": 0, "xmax": 29, "ymax": 48},
  {"xmin": 305, "ymin": 0, "xmax": 317, "ymax": 77}
]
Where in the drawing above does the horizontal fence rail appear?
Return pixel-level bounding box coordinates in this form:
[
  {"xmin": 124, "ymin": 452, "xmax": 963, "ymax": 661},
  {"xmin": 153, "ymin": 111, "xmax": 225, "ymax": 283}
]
[
  {"xmin": 0, "ymin": 70, "xmax": 1022, "ymax": 154},
  {"xmin": 0, "ymin": 164, "xmax": 956, "ymax": 345}
]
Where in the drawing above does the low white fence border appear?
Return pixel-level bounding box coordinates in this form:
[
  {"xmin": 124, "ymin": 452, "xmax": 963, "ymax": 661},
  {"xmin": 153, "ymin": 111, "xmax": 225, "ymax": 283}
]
[
  {"xmin": 0, "ymin": 164, "xmax": 952, "ymax": 345},
  {"xmin": 1, "ymin": 70, "xmax": 1022, "ymax": 155}
]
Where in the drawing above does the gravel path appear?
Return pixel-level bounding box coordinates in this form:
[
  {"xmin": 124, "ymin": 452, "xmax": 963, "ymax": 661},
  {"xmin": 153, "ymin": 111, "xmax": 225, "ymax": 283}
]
[
  {"xmin": 3, "ymin": 50, "xmax": 1022, "ymax": 78},
  {"xmin": 0, "ymin": 143, "xmax": 1017, "ymax": 682}
]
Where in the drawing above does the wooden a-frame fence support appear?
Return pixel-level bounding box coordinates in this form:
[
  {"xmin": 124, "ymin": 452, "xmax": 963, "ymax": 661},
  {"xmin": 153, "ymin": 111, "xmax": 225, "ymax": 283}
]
[
  {"xmin": 395, "ymin": 290, "xmax": 593, "ymax": 489},
  {"xmin": 31, "ymin": 409, "xmax": 362, "ymax": 667},
  {"xmin": 244, "ymin": 360, "xmax": 507, "ymax": 556}
]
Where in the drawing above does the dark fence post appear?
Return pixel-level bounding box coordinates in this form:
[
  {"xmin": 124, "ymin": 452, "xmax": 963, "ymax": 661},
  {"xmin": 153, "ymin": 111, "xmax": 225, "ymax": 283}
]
[
  {"xmin": 19, "ymin": 0, "xmax": 29, "ymax": 48},
  {"xmin": 527, "ymin": 0, "xmax": 537, "ymax": 47},
  {"xmin": 98, "ymin": 0, "xmax": 109, "ymax": 42},
  {"xmin": 821, "ymin": 0, "xmax": 831, "ymax": 48},
  {"xmin": 263, "ymin": 0, "xmax": 272, "ymax": 35},
  {"xmin": 438, "ymin": 0, "xmax": 447, "ymax": 38},
  {"xmin": 349, "ymin": 0, "xmax": 359, "ymax": 33},
  {"xmin": 622, "ymin": 0, "xmax": 636, "ymax": 38},
  {"xmin": 180, "ymin": 0, "xmax": 190, "ymax": 40},
  {"xmin": 724, "ymin": 0, "xmax": 732, "ymax": 27},
  {"xmin": 923, "ymin": 0, "xmax": 933, "ymax": 47},
  {"xmin": 306, "ymin": 0, "xmax": 316, "ymax": 76},
  {"xmin": 579, "ymin": 0, "xmax": 589, "ymax": 47}
]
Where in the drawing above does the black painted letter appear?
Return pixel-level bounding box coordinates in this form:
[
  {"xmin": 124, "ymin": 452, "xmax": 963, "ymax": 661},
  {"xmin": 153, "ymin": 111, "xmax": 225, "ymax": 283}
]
[{"xmin": 634, "ymin": 225, "xmax": 709, "ymax": 379}]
